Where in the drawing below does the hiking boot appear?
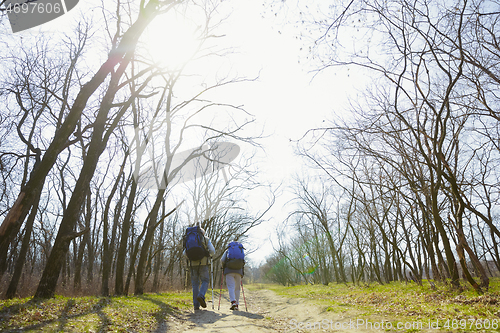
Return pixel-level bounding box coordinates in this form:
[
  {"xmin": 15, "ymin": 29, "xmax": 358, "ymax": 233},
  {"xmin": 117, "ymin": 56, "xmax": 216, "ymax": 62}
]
[
  {"xmin": 230, "ymin": 301, "xmax": 238, "ymax": 310},
  {"xmin": 197, "ymin": 296, "xmax": 207, "ymax": 308}
]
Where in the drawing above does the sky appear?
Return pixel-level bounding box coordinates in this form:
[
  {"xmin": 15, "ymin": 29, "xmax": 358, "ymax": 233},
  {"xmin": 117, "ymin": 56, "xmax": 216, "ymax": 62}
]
[
  {"xmin": 215, "ymin": 0, "xmax": 358, "ymax": 264},
  {"xmin": 2, "ymin": 0, "xmax": 360, "ymax": 265}
]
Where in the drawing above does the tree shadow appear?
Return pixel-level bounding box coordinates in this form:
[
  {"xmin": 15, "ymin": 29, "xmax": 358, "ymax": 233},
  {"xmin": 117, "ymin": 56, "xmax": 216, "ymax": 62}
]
[
  {"xmin": 56, "ymin": 299, "xmax": 75, "ymax": 331},
  {"xmin": 0, "ymin": 297, "xmax": 48, "ymax": 332},
  {"xmin": 0, "ymin": 297, "xmax": 44, "ymax": 317},
  {"xmin": 1, "ymin": 297, "xmax": 110, "ymax": 333},
  {"xmin": 139, "ymin": 295, "xmax": 185, "ymax": 333},
  {"xmin": 185, "ymin": 309, "xmax": 229, "ymax": 328}
]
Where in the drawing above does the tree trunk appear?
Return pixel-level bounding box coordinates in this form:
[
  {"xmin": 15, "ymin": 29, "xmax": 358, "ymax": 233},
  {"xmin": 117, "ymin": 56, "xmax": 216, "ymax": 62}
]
[
  {"xmin": 135, "ymin": 190, "xmax": 171, "ymax": 294},
  {"xmin": 86, "ymin": 194, "xmax": 95, "ymax": 285},
  {"xmin": 115, "ymin": 179, "xmax": 138, "ymax": 295},
  {"xmin": 324, "ymin": 230, "xmax": 340, "ymax": 283},
  {"xmin": 457, "ymin": 229, "xmax": 489, "ymax": 290},
  {"xmin": 0, "ymin": 193, "xmax": 29, "ymax": 279},
  {"xmin": 4, "ymin": 191, "xmax": 41, "ymax": 298},
  {"xmin": 73, "ymin": 235, "xmax": 86, "ymax": 291},
  {"xmin": 74, "ymin": 193, "xmax": 92, "ymax": 291},
  {"xmin": 456, "ymin": 243, "xmax": 481, "ymax": 293},
  {"xmin": 125, "ymin": 220, "xmax": 149, "ymax": 295},
  {"xmin": 152, "ymin": 206, "xmax": 165, "ymax": 292},
  {"xmin": 101, "ymin": 156, "xmax": 127, "ymax": 296},
  {"xmin": 430, "ymin": 182, "xmax": 460, "ymax": 287},
  {"xmin": 489, "ymin": 229, "xmax": 500, "ymax": 273}
]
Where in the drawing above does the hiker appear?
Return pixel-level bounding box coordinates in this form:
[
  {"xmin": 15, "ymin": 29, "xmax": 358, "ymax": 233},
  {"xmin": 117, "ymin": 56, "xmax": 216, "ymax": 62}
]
[
  {"xmin": 221, "ymin": 241, "xmax": 245, "ymax": 311},
  {"xmin": 183, "ymin": 225, "xmax": 215, "ymax": 311}
]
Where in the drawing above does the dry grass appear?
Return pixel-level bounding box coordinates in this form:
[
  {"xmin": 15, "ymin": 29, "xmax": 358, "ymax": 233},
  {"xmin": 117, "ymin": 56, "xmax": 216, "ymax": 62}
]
[
  {"xmin": 0, "ymin": 291, "xmax": 191, "ymax": 332},
  {"xmin": 262, "ymin": 279, "xmax": 500, "ymax": 331}
]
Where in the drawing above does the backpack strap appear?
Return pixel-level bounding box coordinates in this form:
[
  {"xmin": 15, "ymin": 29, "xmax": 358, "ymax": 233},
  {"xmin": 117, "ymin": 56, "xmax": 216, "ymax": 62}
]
[{"xmin": 201, "ymin": 235, "xmax": 209, "ymax": 256}]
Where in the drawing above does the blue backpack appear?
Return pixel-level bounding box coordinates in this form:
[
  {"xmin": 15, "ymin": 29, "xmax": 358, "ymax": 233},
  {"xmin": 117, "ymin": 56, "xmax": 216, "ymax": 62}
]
[
  {"xmin": 225, "ymin": 241, "xmax": 245, "ymax": 269},
  {"xmin": 183, "ymin": 226, "xmax": 209, "ymax": 261}
]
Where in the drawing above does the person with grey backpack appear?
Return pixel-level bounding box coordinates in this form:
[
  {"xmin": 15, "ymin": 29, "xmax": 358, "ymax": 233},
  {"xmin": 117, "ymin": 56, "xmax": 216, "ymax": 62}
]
[{"xmin": 220, "ymin": 241, "xmax": 245, "ymax": 311}]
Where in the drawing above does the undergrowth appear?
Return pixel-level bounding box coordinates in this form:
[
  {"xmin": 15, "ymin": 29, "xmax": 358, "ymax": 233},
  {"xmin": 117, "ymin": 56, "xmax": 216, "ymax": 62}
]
[
  {"xmin": 252, "ymin": 278, "xmax": 500, "ymax": 332},
  {"xmin": 0, "ymin": 291, "xmax": 191, "ymax": 332}
]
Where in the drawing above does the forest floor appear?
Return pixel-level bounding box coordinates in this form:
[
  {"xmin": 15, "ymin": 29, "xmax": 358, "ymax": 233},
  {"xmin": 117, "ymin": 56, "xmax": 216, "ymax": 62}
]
[
  {"xmin": 2, "ymin": 281, "xmax": 500, "ymax": 332},
  {"xmin": 161, "ymin": 282, "xmax": 500, "ymax": 333}
]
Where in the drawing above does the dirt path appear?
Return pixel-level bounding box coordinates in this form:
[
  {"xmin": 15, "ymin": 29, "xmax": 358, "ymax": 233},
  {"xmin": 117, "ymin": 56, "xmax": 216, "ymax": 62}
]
[{"xmin": 166, "ymin": 288, "xmax": 390, "ymax": 332}]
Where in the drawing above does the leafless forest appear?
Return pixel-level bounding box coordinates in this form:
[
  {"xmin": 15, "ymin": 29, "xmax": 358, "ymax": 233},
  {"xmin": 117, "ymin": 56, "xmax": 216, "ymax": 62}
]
[
  {"xmin": 262, "ymin": 0, "xmax": 500, "ymax": 293},
  {"xmin": 0, "ymin": 0, "xmax": 272, "ymax": 299},
  {"xmin": 1, "ymin": 0, "xmax": 500, "ymax": 300}
]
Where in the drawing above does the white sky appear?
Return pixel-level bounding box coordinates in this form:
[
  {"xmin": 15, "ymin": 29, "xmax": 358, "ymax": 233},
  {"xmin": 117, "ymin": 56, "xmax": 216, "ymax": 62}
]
[
  {"xmin": 4, "ymin": 0, "xmax": 361, "ymax": 266},
  {"xmin": 217, "ymin": 0, "xmax": 359, "ymax": 264}
]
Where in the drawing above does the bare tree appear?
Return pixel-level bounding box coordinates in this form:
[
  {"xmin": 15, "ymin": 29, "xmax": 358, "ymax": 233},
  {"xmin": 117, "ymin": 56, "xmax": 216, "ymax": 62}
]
[
  {"xmin": 267, "ymin": 0, "xmax": 500, "ymax": 292},
  {"xmin": 30, "ymin": 0, "xmax": 184, "ymax": 299},
  {"xmin": 289, "ymin": 177, "xmax": 348, "ymax": 284}
]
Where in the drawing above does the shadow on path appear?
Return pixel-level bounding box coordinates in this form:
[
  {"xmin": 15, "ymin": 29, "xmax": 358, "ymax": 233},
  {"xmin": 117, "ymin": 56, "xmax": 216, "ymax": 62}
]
[{"xmin": 231, "ymin": 310, "xmax": 264, "ymax": 319}]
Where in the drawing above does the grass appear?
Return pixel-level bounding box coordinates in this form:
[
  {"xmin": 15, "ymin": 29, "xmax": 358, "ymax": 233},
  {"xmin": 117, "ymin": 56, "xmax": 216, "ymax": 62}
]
[
  {"xmin": 0, "ymin": 291, "xmax": 192, "ymax": 332},
  {"xmin": 3, "ymin": 281, "xmax": 500, "ymax": 332},
  {"xmin": 251, "ymin": 279, "xmax": 500, "ymax": 332}
]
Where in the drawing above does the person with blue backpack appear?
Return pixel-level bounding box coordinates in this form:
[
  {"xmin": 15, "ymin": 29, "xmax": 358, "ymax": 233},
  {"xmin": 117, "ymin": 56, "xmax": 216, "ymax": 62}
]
[
  {"xmin": 221, "ymin": 240, "xmax": 245, "ymax": 311},
  {"xmin": 183, "ymin": 225, "xmax": 215, "ymax": 311}
]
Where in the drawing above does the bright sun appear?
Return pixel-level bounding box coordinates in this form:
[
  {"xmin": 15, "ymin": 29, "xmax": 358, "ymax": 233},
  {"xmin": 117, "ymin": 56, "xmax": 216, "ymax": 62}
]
[{"xmin": 143, "ymin": 11, "xmax": 201, "ymax": 69}]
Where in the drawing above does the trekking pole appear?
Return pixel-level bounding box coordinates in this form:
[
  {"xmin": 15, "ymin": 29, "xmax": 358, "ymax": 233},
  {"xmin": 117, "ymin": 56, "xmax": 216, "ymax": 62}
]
[
  {"xmin": 184, "ymin": 259, "xmax": 189, "ymax": 289},
  {"xmin": 240, "ymin": 279, "xmax": 248, "ymax": 311},
  {"xmin": 218, "ymin": 269, "xmax": 224, "ymax": 310},
  {"xmin": 211, "ymin": 258, "xmax": 214, "ymax": 309}
]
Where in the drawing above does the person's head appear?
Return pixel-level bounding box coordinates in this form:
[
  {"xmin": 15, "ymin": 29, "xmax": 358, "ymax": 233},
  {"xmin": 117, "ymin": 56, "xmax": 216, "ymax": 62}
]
[{"xmin": 189, "ymin": 222, "xmax": 205, "ymax": 235}]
